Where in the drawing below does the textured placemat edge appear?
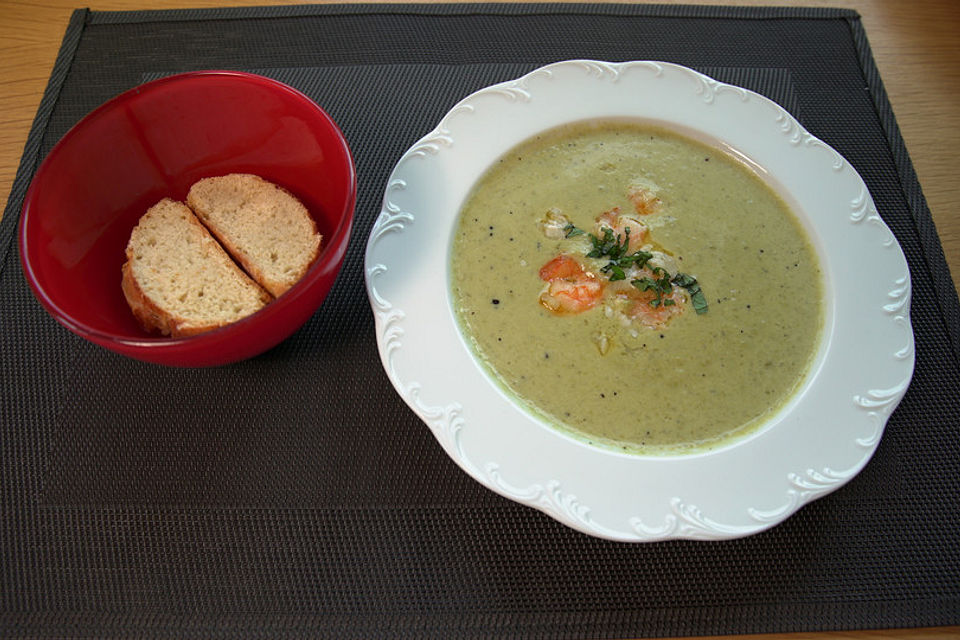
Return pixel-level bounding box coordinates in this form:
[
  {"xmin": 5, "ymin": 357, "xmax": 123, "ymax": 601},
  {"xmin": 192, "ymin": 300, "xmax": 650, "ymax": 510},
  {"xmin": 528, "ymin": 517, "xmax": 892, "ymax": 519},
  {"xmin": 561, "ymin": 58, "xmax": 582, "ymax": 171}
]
[
  {"xmin": 2, "ymin": 597, "xmax": 958, "ymax": 639},
  {"xmin": 0, "ymin": 9, "xmax": 88, "ymax": 274},
  {"xmin": 844, "ymin": 14, "xmax": 960, "ymax": 365},
  {"xmin": 84, "ymin": 2, "xmax": 859, "ymax": 25}
]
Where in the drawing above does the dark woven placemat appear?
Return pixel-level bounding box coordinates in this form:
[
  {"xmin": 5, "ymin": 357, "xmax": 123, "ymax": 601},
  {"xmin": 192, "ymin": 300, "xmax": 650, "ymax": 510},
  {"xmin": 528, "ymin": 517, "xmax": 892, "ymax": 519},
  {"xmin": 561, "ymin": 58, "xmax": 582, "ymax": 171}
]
[{"xmin": 2, "ymin": 4, "xmax": 958, "ymax": 638}]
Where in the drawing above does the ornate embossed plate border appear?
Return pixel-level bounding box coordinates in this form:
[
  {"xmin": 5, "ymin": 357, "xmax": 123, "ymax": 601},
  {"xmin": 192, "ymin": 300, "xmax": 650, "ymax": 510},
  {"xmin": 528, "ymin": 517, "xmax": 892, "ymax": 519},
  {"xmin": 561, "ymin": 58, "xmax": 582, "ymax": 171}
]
[{"xmin": 364, "ymin": 60, "xmax": 914, "ymax": 541}]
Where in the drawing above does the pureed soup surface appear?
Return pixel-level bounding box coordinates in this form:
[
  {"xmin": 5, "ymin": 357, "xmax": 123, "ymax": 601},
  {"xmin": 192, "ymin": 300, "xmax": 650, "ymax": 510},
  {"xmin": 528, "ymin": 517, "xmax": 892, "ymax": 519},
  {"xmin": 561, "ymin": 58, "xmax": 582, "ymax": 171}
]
[{"xmin": 451, "ymin": 120, "xmax": 823, "ymax": 455}]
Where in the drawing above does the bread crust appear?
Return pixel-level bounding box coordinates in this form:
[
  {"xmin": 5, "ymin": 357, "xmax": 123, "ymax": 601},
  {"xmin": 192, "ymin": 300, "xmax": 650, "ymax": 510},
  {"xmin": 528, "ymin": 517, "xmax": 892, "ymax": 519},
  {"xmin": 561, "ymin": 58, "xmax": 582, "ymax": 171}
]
[{"xmin": 121, "ymin": 260, "xmax": 223, "ymax": 337}]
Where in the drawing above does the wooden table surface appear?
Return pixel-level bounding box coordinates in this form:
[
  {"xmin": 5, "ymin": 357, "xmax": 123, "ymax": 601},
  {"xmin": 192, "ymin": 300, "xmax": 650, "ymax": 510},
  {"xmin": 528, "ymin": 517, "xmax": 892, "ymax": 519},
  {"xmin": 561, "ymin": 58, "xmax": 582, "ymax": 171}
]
[{"xmin": 1, "ymin": 1, "xmax": 957, "ymax": 638}]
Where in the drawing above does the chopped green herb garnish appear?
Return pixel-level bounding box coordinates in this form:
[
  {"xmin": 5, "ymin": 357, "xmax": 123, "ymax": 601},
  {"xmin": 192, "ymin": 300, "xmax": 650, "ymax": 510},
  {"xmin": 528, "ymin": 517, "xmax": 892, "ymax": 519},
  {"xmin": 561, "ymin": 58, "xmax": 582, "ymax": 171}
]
[
  {"xmin": 581, "ymin": 226, "xmax": 655, "ymax": 278},
  {"xmin": 672, "ymin": 272, "xmax": 708, "ymax": 314},
  {"xmin": 614, "ymin": 250, "xmax": 653, "ymax": 272},
  {"xmin": 563, "ymin": 223, "xmax": 585, "ymax": 238},
  {"xmin": 586, "ymin": 227, "xmax": 625, "ymax": 259},
  {"xmin": 632, "ymin": 267, "xmax": 675, "ymax": 308},
  {"xmin": 601, "ymin": 263, "xmax": 627, "ymax": 281}
]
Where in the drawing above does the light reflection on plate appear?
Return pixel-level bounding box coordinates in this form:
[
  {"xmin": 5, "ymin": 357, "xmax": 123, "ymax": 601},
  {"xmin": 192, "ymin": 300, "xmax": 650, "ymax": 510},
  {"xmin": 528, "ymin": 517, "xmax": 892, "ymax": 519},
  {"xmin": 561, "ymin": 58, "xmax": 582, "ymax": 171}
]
[{"xmin": 364, "ymin": 60, "xmax": 914, "ymax": 541}]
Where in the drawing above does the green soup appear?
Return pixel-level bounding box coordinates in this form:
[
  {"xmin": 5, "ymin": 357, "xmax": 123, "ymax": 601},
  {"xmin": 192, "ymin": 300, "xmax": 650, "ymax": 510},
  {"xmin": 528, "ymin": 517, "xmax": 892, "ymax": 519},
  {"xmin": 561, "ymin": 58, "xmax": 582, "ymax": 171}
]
[{"xmin": 451, "ymin": 121, "xmax": 823, "ymax": 455}]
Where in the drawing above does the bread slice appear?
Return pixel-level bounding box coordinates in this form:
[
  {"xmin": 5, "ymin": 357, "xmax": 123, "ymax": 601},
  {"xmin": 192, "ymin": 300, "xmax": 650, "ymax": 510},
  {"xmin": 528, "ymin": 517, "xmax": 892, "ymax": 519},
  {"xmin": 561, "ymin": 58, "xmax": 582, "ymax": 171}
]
[
  {"xmin": 187, "ymin": 174, "xmax": 322, "ymax": 298},
  {"xmin": 121, "ymin": 198, "xmax": 272, "ymax": 337}
]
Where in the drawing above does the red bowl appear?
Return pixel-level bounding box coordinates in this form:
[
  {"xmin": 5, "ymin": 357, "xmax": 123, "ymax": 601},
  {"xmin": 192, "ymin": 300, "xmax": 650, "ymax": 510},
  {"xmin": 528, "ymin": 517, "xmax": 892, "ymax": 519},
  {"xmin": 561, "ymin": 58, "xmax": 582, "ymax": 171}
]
[{"xmin": 19, "ymin": 71, "xmax": 356, "ymax": 367}]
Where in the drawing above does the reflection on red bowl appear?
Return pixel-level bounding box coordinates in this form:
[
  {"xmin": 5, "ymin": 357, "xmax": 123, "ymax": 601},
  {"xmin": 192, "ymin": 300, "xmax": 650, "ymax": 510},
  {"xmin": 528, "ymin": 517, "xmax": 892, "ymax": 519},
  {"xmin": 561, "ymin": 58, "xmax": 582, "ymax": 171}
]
[{"xmin": 19, "ymin": 71, "xmax": 356, "ymax": 367}]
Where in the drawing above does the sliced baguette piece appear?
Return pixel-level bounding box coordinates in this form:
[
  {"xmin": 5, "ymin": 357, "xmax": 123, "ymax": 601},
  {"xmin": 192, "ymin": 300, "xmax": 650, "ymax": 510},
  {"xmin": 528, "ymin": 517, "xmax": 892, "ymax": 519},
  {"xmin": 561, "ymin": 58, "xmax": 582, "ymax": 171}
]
[
  {"xmin": 187, "ymin": 174, "xmax": 322, "ymax": 298},
  {"xmin": 122, "ymin": 198, "xmax": 272, "ymax": 337}
]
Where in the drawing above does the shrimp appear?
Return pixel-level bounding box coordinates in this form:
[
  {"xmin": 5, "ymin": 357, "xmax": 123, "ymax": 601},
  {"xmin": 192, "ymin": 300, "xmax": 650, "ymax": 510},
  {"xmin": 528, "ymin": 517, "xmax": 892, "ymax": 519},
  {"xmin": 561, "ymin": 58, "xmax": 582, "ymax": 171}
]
[
  {"xmin": 538, "ymin": 207, "xmax": 571, "ymax": 239},
  {"xmin": 626, "ymin": 181, "xmax": 662, "ymax": 216},
  {"xmin": 606, "ymin": 274, "xmax": 687, "ymax": 329},
  {"xmin": 538, "ymin": 254, "xmax": 604, "ymax": 314},
  {"xmin": 626, "ymin": 287, "xmax": 686, "ymax": 328},
  {"xmin": 595, "ymin": 208, "xmax": 648, "ymax": 253}
]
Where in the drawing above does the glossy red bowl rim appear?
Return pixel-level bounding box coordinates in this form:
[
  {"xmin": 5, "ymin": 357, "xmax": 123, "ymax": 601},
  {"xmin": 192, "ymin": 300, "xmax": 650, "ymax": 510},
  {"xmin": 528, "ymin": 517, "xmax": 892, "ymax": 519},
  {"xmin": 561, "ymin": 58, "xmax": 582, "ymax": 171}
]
[{"xmin": 18, "ymin": 70, "xmax": 357, "ymax": 351}]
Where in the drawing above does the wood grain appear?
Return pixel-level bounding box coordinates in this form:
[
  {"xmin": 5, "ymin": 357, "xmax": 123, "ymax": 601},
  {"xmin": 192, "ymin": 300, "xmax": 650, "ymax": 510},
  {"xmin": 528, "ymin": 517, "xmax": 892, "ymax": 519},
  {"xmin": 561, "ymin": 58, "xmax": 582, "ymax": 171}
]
[{"xmin": 0, "ymin": 2, "xmax": 957, "ymax": 637}]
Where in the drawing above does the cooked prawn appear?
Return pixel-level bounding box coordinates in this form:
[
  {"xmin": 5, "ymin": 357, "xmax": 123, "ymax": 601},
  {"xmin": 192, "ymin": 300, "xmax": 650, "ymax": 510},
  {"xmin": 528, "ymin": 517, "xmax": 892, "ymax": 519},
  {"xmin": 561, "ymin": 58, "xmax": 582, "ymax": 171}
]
[
  {"xmin": 538, "ymin": 254, "xmax": 604, "ymax": 314},
  {"xmin": 626, "ymin": 287, "xmax": 686, "ymax": 328},
  {"xmin": 595, "ymin": 208, "xmax": 648, "ymax": 253},
  {"xmin": 538, "ymin": 207, "xmax": 571, "ymax": 239},
  {"xmin": 626, "ymin": 181, "xmax": 662, "ymax": 216},
  {"xmin": 606, "ymin": 276, "xmax": 686, "ymax": 329}
]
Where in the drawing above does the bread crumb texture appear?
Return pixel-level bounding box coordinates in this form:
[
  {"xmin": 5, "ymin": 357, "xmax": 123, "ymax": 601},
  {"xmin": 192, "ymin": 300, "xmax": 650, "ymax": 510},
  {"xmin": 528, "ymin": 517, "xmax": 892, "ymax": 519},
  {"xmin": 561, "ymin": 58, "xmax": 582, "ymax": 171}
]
[
  {"xmin": 187, "ymin": 174, "xmax": 322, "ymax": 297},
  {"xmin": 122, "ymin": 198, "xmax": 271, "ymax": 337}
]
